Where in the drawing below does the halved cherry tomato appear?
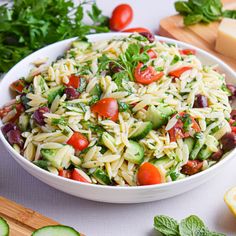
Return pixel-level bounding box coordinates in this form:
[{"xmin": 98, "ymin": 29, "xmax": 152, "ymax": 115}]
[
  {"xmin": 91, "ymin": 98, "xmax": 118, "ymax": 122},
  {"xmin": 65, "ymin": 75, "xmax": 80, "ymax": 89},
  {"xmin": 59, "ymin": 170, "xmax": 72, "ymax": 179},
  {"xmin": 122, "ymin": 27, "xmax": 151, "ymax": 33},
  {"xmin": 10, "ymin": 79, "xmax": 26, "ymax": 93},
  {"xmin": 110, "ymin": 4, "xmax": 133, "ymax": 31},
  {"xmin": 137, "ymin": 162, "xmax": 162, "ymax": 185},
  {"xmin": 168, "ymin": 66, "xmax": 192, "ymax": 78},
  {"xmin": 134, "ymin": 63, "xmax": 164, "ymax": 85},
  {"xmin": 168, "ymin": 112, "xmax": 200, "ymax": 142},
  {"xmin": 179, "ymin": 49, "xmax": 196, "ymax": 55},
  {"xmin": 147, "ymin": 49, "xmax": 157, "ymax": 59},
  {"xmin": 71, "ymin": 168, "xmax": 91, "ymax": 183},
  {"xmin": 67, "ymin": 132, "xmax": 89, "ymax": 151}
]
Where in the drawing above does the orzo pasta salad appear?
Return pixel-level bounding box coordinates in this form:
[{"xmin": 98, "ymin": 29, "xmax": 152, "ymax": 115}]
[{"xmin": 1, "ymin": 33, "xmax": 236, "ymax": 186}]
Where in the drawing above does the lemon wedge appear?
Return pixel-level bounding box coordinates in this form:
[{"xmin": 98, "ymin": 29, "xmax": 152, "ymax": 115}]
[{"xmin": 224, "ymin": 187, "xmax": 236, "ymax": 216}]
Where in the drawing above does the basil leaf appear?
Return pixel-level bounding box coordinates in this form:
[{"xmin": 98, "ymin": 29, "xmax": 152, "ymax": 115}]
[
  {"xmin": 154, "ymin": 215, "xmax": 179, "ymax": 236},
  {"xmin": 223, "ymin": 10, "xmax": 236, "ymax": 19},
  {"xmin": 175, "ymin": 1, "xmax": 192, "ymax": 14},
  {"xmin": 184, "ymin": 14, "xmax": 203, "ymax": 25},
  {"xmin": 179, "ymin": 215, "xmax": 205, "ymax": 236}
]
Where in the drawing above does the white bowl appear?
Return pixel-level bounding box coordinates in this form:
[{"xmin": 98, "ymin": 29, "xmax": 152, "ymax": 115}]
[{"xmin": 1, "ymin": 33, "xmax": 236, "ymax": 203}]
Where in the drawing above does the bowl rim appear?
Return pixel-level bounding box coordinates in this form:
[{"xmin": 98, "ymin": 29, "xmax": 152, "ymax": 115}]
[{"xmin": 1, "ymin": 32, "xmax": 236, "ymax": 191}]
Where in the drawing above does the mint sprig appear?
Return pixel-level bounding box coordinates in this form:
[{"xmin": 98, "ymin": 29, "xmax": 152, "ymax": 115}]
[{"xmin": 154, "ymin": 215, "xmax": 225, "ymax": 236}]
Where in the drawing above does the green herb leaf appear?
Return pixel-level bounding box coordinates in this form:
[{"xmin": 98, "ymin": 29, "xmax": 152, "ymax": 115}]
[
  {"xmin": 179, "ymin": 215, "xmax": 205, "ymax": 236},
  {"xmin": 154, "ymin": 215, "xmax": 179, "ymax": 236},
  {"xmin": 223, "ymin": 10, "xmax": 236, "ymax": 19},
  {"xmin": 118, "ymin": 101, "xmax": 129, "ymax": 112},
  {"xmin": 184, "ymin": 14, "xmax": 203, "ymax": 25}
]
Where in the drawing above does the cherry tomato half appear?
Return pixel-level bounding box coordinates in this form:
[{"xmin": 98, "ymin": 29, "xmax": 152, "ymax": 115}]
[
  {"xmin": 134, "ymin": 63, "xmax": 164, "ymax": 85},
  {"xmin": 71, "ymin": 168, "xmax": 91, "ymax": 183},
  {"xmin": 122, "ymin": 27, "xmax": 151, "ymax": 33},
  {"xmin": 168, "ymin": 66, "xmax": 192, "ymax": 78},
  {"xmin": 179, "ymin": 49, "xmax": 196, "ymax": 55},
  {"xmin": 91, "ymin": 98, "xmax": 118, "ymax": 122},
  {"xmin": 109, "ymin": 4, "xmax": 133, "ymax": 31},
  {"xmin": 137, "ymin": 162, "xmax": 162, "ymax": 185},
  {"xmin": 59, "ymin": 170, "xmax": 72, "ymax": 179},
  {"xmin": 66, "ymin": 75, "xmax": 81, "ymax": 89},
  {"xmin": 10, "ymin": 79, "xmax": 26, "ymax": 93},
  {"xmin": 67, "ymin": 132, "xmax": 89, "ymax": 151}
]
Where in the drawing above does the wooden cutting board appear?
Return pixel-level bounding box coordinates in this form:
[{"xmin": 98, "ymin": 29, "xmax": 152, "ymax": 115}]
[
  {"xmin": 0, "ymin": 196, "xmax": 84, "ymax": 236},
  {"xmin": 159, "ymin": 0, "xmax": 236, "ymax": 71}
]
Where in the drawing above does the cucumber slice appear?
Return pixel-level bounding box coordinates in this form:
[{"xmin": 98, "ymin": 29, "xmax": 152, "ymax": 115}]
[
  {"xmin": 41, "ymin": 149, "xmax": 62, "ymax": 169},
  {"xmin": 146, "ymin": 105, "xmax": 175, "ymax": 129},
  {"xmin": 71, "ymin": 41, "xmax": 91, "ymax": 51},
  {"xmin": 152, "ymin": 156, "xmax": 169, "ymax": 167},
  {"xmin": 198, "ymin": 145, "xmax": 213, "ymax": 160},
  {"xmin": 190, "ymin": 133, "xmax": 205, "ymax": 160},
  {"xmin": 19, "ymin": 113, "xmax": 30, "ymax": 131},
  {"xmin": 123, "ymin": 140, "xmax": 144, "ymax": 165},
  {"xmin": 90, "ymin": 84, "xmax": 102, "ymax": 97},
  {"xmin": 0, "ymin": 217, "xmax": 9, "ymax": 236},
  {"xmin": 184, "ymin": 137, "xmax": 195, "ymax": 153},
  {"xmin": 129, "ymin": 121, "xmax": 152, "ymax": 141},
  {"xmin": 44, "ymin": 85, "xmax": 64, "ymax": 104},
  {"xmin": 93, "ymin": 168, "xmax": 112, "ymax": 185},
  {"xmin": 32, "ymin": 225, "xmax": 80, "ymax": 236}
]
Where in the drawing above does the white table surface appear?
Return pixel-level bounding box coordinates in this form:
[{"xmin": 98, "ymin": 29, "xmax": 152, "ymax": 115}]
[{"xmin": 1, "ymin": 1, "xmax": 236, "ymax": 235}]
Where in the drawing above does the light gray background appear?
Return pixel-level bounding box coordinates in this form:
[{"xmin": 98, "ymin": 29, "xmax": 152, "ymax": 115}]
[{"xmin": 1, "ymin": 1, "xmax": 236, "ymax": 235}]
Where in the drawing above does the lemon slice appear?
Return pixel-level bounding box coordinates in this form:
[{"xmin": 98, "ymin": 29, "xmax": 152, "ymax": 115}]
[{"xmin": 224, "ymin": 187, "xmax": 236, "ymax": 216}]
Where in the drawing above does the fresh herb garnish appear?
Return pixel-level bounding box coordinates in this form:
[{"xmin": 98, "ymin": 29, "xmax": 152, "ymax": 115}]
[
  {"xmin": 51, "ymin": 117, "xmax": 67, "ymax": 126},
  {"xmin": 118, "ymin": 101, "xmax": 129, "ymax": 112},
  {"xmin": 175, "ymin": 0, "xmax": 236, "ymax": 26},
  {"xmin": 0, "ymin": 0, "xmax": 109, "ymax": 73},
  {"xmin": 154, "ymin": 215, "xmax": 225, "ymax": 236},
  {"xmin": 181, "ymin": 113, "xmax": 192, "ymax": 132}
]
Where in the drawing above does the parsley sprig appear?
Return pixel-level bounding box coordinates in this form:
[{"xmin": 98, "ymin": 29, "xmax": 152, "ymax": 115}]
[{"xmin": 0, "ymin": 0, "xmax": 109, "ymax": 73}]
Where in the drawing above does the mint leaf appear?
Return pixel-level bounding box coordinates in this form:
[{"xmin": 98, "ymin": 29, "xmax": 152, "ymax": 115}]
[
  {"xmin": 179, "ymin": 215, "xmax": 205, "ymax": 236},
  {"xmin": 154, "ymin": 215, "xmax": 179, "ymax": 236}
]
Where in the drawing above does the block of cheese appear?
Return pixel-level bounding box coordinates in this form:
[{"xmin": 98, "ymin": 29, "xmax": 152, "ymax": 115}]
[{"xmin": 215, "ymin": 18, "xmax": 236, "ymax": 60}]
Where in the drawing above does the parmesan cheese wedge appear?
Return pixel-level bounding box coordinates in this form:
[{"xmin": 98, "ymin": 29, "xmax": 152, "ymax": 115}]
[{"xmin": 215, "ymin": 18, "xmax": 236, "ymax": 60}]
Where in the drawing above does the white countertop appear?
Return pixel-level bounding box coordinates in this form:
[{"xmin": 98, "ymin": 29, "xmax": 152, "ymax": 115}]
[{"xmin": 1, "ymin": 1, "xmax": 236, "ymax": 235}]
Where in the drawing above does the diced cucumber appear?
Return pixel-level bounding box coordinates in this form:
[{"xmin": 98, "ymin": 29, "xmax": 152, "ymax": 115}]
[
  {"xmin": 146, "ymin": 105, "xmax": 175, "ymax": 129},
  {"xmin": 129, "ymin": 121, "xmax": 152, "ymax": 141},
  {"xmin": 41, "ymin": 149, "xmax": 61, "ymax": 169},
  {"xmin": 123, "ymin": 140, "xmax": 144, "ymax": 165},
  {"xmin": 71, "ymin": 41, "xmax": 91, "ymax": 51},
  {"xmin": 152, "ymin": 156, "xmax": 169, "ymax": 167},
  {"xmin": 101, "ymin": 132, "xmax": 116, "ymax": 152},
  {"xmin": 90, "ymin": 84, "xmax": 102, "ymax": 97},
  {"xmin": 44, "ymin": 85, "xmax": 64, "ymax": 104},
  {"xmin": 198, "ymin": 145, "xmax": 213, "ymax": 160},
  {"xmin": 19, "ymin": 113, "xmax": 30, "ymax": 131},
  {"xmin": 93, "ymin": 168, "xmax": 112, "ymax": 185},
  {"xmin": 184, "ymin": 137, "xmax": 195, "ymax": 153},
  {"xmin": 32, "ymin": 225, "xmax": 80, "ymax": 236},
  {"xmin": 190, "ymin": 133, "xmax": 205, "ymax": 160},
  {"xmin": 0, "ymin": 217, "xmax": 9, "ymax": 236}
]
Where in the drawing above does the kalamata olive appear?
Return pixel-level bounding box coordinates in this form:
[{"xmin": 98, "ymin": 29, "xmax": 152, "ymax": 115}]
[
  {"xmin": 33, "ymin": 107, "xmax": 50, "ymax": 126},
  {"xmin": 226, "ymin": 84, "xmax": 236, "ymax": 97},
  {"xmin": 65, "ymin": 87, "xmax": 80, "ymax": 100},
  {"xmin": 193, "ymin": 94, "xmax": 208, "ymax": 108},
  {"xmin": 139, "ymin": 32, "xmax": 155, "ymax": 43},
  {"xmin": 1, "ymin": 123, "xmax": 17, "ymax": 136},
  {"xmin": 230, "ymin": 110, "xmax": 236, "ymax": 120},
  {"xmin": 210, "ymin": 149, "xmax": 223, "ymax": 161},
  {"xmin": 6, "ymin": 129, "xmax": 23, "ymax": 147},
  {"xmin": 181, "ymin": 160, "xmax": 203, "ymax": 175},
  {"xmin": 109, "ymin": 62, "xmax": 122, "ymax": 74},
  {"xmin": 220, "ymin": 132, "xmax": 236, "ymax": 152}
]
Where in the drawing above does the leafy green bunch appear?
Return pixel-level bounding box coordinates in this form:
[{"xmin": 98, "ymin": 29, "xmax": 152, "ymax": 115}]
[
  {"xmin": 0, "ymin": 0, "xmax": 109, "ymax": 73},
  {"xmin": 175, "ymin": 0, "xmax": 236, "ymax": 25},
  {"xmin": 154, "ymin": 215, "xmax": 225, "ymax": 236}
]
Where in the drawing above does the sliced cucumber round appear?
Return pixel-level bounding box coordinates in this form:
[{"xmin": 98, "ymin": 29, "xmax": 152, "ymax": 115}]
[
  {"xmin": 129, "ymin": 121, "xmax": 152, "ymax": 141},
  {"xmin": 93, "ymin": 168, "xmax": 112, "ymax": 185},
  {"xmin": 124, "ymin": 140, "xmax": 144, "ymax": 165},
  {"xmin": 0, "ymin": 217, "xmax": 9, "ymax": 236},
  {"xmin": 32, "ymin": 225, "xmax": 80, "ymax": 236}
]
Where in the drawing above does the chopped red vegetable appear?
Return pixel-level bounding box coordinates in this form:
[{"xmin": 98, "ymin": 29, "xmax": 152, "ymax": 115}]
[
  {"xmin": 168, "ymin": 66, "xmax": 192, "ymax": 78},
  {"xmin": 67, "ymin": 132, "xmax": 89, "ymax": 151}
]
